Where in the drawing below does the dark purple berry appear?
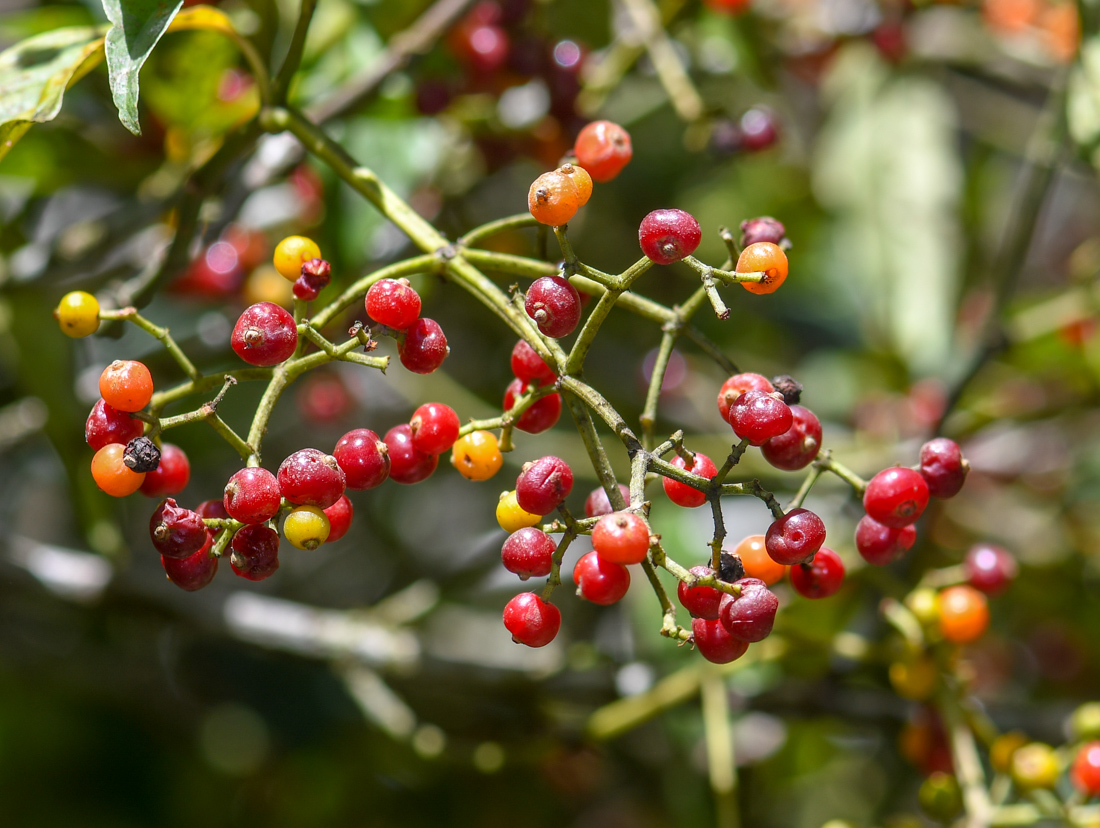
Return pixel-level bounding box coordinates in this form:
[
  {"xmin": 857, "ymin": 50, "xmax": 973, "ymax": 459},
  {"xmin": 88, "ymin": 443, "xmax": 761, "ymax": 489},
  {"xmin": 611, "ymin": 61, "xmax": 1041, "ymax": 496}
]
[
  {"xmin": 230, "ymin": 524, "xmax": 281, "ymax": 581},
  {"xmin": 719, "ymin": 578, "xmax": 779, "ymax": 642},
  {"xmin": 150, "ymin": 498, "xmax": 207, "ymax": 559}
]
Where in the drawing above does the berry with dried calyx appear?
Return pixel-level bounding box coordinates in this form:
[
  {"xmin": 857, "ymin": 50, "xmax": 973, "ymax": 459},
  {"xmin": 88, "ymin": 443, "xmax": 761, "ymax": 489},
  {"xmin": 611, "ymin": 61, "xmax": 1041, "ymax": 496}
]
[
  {"xmin": 638, "ymin": 209, "xmax": 702, "ymax": 266},
  {"xmin": 503, "ymin": 592, "xmax": 561, "ymax": 647},
  {"xmin": 334, "ymin": 429, "xmax": 390, "ymax": 490},
  {"xmin": 150, "ymin": 498, "xmax": 207, "ymax": 559},
  {"xmin": 278, "ymin": 448, "xmax": 346, "ymax": 509},
  {"xmin": 501, "ymin": 527, "xmax": 555, "ymax": 580},
  {"xmin": 515, "ymin": 455, "xmax": 573, "ymax": 515},
  {"xmin": 525, "ymin": 275, "xmax": 582, "ymax": 338},
  {"xmin": 230, "ymin": 524, "xmax": 281, "ymax": 580},
  {"xmin": 231, "ymin": 302, "xmax": 298, "ymax": 366}
]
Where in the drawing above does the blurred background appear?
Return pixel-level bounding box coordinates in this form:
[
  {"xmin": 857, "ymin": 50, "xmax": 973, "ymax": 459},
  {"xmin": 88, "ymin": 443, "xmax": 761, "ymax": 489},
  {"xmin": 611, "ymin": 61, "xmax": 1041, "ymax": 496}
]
[{"xmin": 1, "ymin": 0, "xmax": 1099, "ymax": 825}]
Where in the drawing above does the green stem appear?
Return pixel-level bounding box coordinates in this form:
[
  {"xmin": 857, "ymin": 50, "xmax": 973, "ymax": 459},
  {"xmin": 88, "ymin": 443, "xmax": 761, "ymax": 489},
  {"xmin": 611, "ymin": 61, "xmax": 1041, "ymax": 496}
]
[
  {"xmin": 272, "ymin": 0, "xmax": 318, "ymax": 102},
  {"xmin": 640, "ymin": 331, "xmax": 677, "ymax": 449},
  {"xmin": 460, "ymin": 213, "xmax": 540, "ymax": 248},
  {"xmin": 816, "ymin": 451, "xmax": 868, "ymax": 495},
  {"xmin": 785, "ymin": 465, "xmax": 824, "ymax": 512},
  {"xmin": 99, "ymin": 307, "xmax": 201, "ymax": 382},
  {"xmin": 701, "ymin": 668, "xmax": 740, "ymax": 828}
]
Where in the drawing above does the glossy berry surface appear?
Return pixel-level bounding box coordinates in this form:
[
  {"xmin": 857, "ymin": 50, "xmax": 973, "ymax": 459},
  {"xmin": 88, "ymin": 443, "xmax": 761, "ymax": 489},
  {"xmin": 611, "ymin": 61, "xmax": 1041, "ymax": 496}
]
[
  {"xmin": 365, "ymin": 278, "xmax": 422, "ymax": 330},
  {"xmin": 496, "ymin": 490, "xmax": 541, "ymax": 533},
  {"xmin": 410, "ymin": 402, "xmax": 461, "ymax": 455},
  {"xmin": 731, "ymin": 534, "xmax": 788, "ymax": 585},
  {"xmin": 91, "ymin": 443, "xmax": 146, "ymax": 496},
  {"xmin": 677, "ymin": 565, "xmax": 724, "ymax": 620},
  {"xmin": 503, "ymin": 592, "xmax": 561, "ymax": 647},
  {"xmin": 739, "ymin": 107, "xmax": 780, "ymax": 151},
  {"xmin": 515, "ymin": 456, "xmax": 573, "ymax": 515},
  {"xmin": 85, "ymin": 399, "xmax": 144, "ymax": 451},
  {"xmin": 584, "ymin": 483, "xmax": 630, "ymax": 518},
  {"xmin": 384, "ymin": 424, "xmax": 439, "ymax": 485},
  {"xmin": 761, "ymin": 405, "xmax": 822, "ymax": 471},
  {"xmin": 638, "ymin": 209, "xmax": 702, "ymax": 265},
  {"xmin": 323, "ymin": 495, "xmax": 353, "ymax": 543},
  {"xmin": 451, "ymin": 430, "xmax": 503, "ymax": 481},
  {"xmin": 501, "ymin": 527, "xmax": 555, "ymax": 580},
  {"xmin": 223, "ymin": 467, "xmax": 281, "ymax": 524},
  {"xmin": 150, "ymin": 498, "xmax": 207, "ymax": 559},
  {"xmin": 399, "ymin": 318, "xmax": 449, "ymax": 374},
  {"xmin": 528, "ymin": 168, "xmax": 581, "ymax": 227},
  {"xmin": 663, "ymin": 452, "xmax": 716, "ymax": 508},
  {"xmin": 919, "ymin": 437, "xmax": 969, "ymax": 499},
  {"xmin": 278, "ymin": 448, "xmax": 346, "ymax": 509},
  {"xmin": 231, "ymin": 302, "xmax": 298, "ymax": 366},
  {"xmin": 764, "ymin": 508, "xmax": 825, "ymax": 566},
  {"xmin": 510, "ymin": 339, "xmax": 556, "ymax": 385},
  {"xmin": 559, "ymin": 163, "xmax": 593, "ymax": 206},
  {"xmin": 273, "ymin": 235, "xmax": 321, "ymax": 281},
  {"xmin": 1011, "ymin": 743, "xmax": 1060, "ymax": 791},
  {"xmin": 692, "ymin": 617, "xmax": 750, "ymax": 664},
  {"xmin": 230, "ymin": 524, "xmax": 281, "ymax": 581},
  {"xmin": 573, "ymin": 552, "xmax": 631, "ymax": 605},
  {"xmin": 99, "ymin": 360, "xmax": 154, "ymax": 413},
  {"xmin": 937, "ymin": 585, "xmax": 989, "ymax": 644},
  {"xmin": 333, "ymin": 429, "xmax": 390, "ymax": 490},
  {"xmin": 504, "ymin": 379, "xmax": 562, "ymax": 433},
  {"xmin": 140, "ymin": 443, "xmax": 190, "ymax": 498},
  {"xmin": 1071, "ymin": 742, "xmax": 1100, "ymax": 796},
  {"xmin": 728, "ymin": 390, "xmax": 793, "ymax": 446},
  {"xmin": 574, "ymin": 120, "xmax": 633, "ymax": 182},
  {"xmin": 717, "ymin": 373, "xmax": 774, "ymax": 422},
  {"xmin": 57, "ymin": 290, "xmax": 100, "ymax": 337},
  {"xmin": 720, "ymin": 578, "xmax": 779, "ymax": 642},
  {"xmin": 963, "ymin": 544, "xmax": 1017, "ymax": 595},
  {"xmin": 740, "ymin": 216, "xmax": 787, "ymax": 248},
  {"xmin": 162, "ymin": 541, "xmax": 217, "ymax": 591},
  {"xmin": 284, "ymin": 505, "xmax": 331, "ymax": 550},
  {"xmin": 864, "ymin": 467, "xmax": 930, "ymax": 528},
  {"xmin": 855, "ymin": 515, "xmax": 916, "ymax": 565},
  {"xmin": 592, "ymin": 511, "xmax": 650, "ymax": 565},
  {"xmin": 736, "ymin": 242, "xmax": 789, "ymax": 295},
  {"xmin": 525, "ymin": 276, "xmax": 582, "ymax": 338},
  {"xmin": 790, "ymin": 547, "xmax": 845, "ymax": 599}
]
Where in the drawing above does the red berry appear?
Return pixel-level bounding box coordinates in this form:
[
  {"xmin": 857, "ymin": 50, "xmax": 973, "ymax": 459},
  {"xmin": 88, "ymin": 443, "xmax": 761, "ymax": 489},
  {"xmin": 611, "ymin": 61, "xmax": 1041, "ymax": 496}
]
[
  {"xmin": 739, "ymin": 107, "xmax": 779, "ymax": 151},
  {"xmin": 678, "ymin": 565, "xmax": 724, "ymax": 619},
  {"xmin": 790, "ymin": 547, "xmax": 845, "ymax": 599},
  {"xmin": 231, "ymin": 302, "xmax": 298, "ymax": 366},
  {"xmin": 1071, "ymin": 742, "xmax": 1100, "ymax": 796},
  {"xmin": 384, "ymin": 424, "xmax": 439, "ymax": 484},
  {"xmin": 161, "ymin": 540, "xmax": 218, "ymax": 591},
  {"xmin": 855, "ymin": 515, "xmax": 916, "ymax": 565},
  {"xmin": 765, "ymin": 508, "xmax": 827, "ymax": 565},
  {"xmin": 864, "ymin": 467, "xmax": 930, "ymax": 528},
  {"xmin": 584, "ymin": 483, "xmax": 630, "ymax": 518},
  {"xmin": 573, "ymin": 551, "xmax": 631, "ymax": 605},
  {"xmin": 525, "ymin": 275, "xmax": 582, "ymax": 338},
  {"xmin": 223, "ymin": 467, "xmax": 282, "ymax": 524},
  {"xmin": 85, "ymin": 399, "xmax": 144, "ymax": 451},
  {"xmin": 410, "ymin": 402, "xmax": 461, "ymax": 455},
  {"xmin": 574, "ymin": 120, "xmax": 633, "ymax": 182},
  {"xmin": 230, "ymin": 524, "xmax": 281, "ymax": 581},
  {"xmin": 919, "ymin": 438, "xmax": 969, "ymax": 499},
  {"xmin": 501, "ymin": 527, "xmax": 556, "ymax": 580},
  {"xmin": 662, "ymin": 452, "xmax": 717, "ymax": 508},
  {"xmin": 740, "ymin": 216, "xmax": 787, "ymax": 248},
  {"xmin": 692, "ymin": 617, "xmax": 750, "ymax": 664},
  {"xmin": 196, "ymin": 498, "xmax": 229, "ymax": 522},
  {"xmin": 503, "ymin": 592, "xmax": 561, "ymax": 647},
  {"xmin": 149, "ymin": 498, "xmax": 207, "ymax": 559},
  {"xmin": 638, "ymin": 209, "xmax": 702, "ymax": 265},
  {"xmin": 515, "ymin": 455, "xmax": 573, "ymax": 515},
  {"xmin": 510, "ymin": 339, "xmax": 556, "ymax": 385},
  {"xmin": 761, "ymin": 405, "xmax": 822, "ymax": 471},
  {"xmin": 140, "ymin": 443, "xmax": 190, "ymax": 498},
  {"xmin": 592, "ymin": 511, "xmax": 650, "ymax": 565},
  {"xmin": 323, "ymin": 495, "xmax": 354, "ymax": 543},
  {"xmin": 729, "ymin": 390, "xmax": 793, "ymax": 445},
  {"xmin": 296, "ymin": 372, "xmax": 352, "ymax": 424},
  {"xmin": 365, "ymin": 278, "xmax": 421, "ymax": 330},
  {"xmin": 504, "ymin": 378, "xmax": 562, "ymax": 433},
  {"xmin": 334, "ymin": 429, "xmax": 391, "ymax": 489},
  {"xmin": 277, "ymin": 448, "xmax": 346, "ymax": 509},
  {"xmin": 963, "ymin": 544, "xmax": 1017, "ymax": 595},
  {"xmin": 717, "ymin": 373, "xmax": 774, "ymax": 422},
  {"xmin": 719, "ymin": 578, "xmax": 779, "ymax": 642},
  {"xmin": 399, "ymin": 318, "xmax": 449, "ymax": 374}
]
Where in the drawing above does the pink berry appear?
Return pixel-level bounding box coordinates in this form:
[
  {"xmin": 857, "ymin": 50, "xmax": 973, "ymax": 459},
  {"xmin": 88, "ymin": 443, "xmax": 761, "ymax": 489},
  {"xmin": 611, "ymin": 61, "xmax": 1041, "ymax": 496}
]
[
  {"xmin": 963, "ymin": 544, "xmax": 1017, "ymax": 595},
  {"xmin": 573, "ymin": 551, "xmax": 631, "ymax": 605},
  {"xmin": 765, "ymin": 508, "xmax": 827, "ymax": 565},
  {"xmin": 728, "ymin": 390, "xmax": 793, "ymax": 446},
  {"xmin": 365, "ymin": 278, "xmax": 421, "ymax": 330},
  {"xmin": 333, "ymin": 429, "xmax": 391, "ymax": 490},
  {"xmin": 410, "ymin": 402, "xmax": 461, "ymax": 455},
  {"xmin": 231, "ymin": 302, "xmax": 298, "ymax": 366},
  {"xmin": 761, "ymin": 405, "xmax": 822, "ymax": 471},
  {"xmin": 854, "ymin": 515, "xmax": 916, "ymax": 565},
  {"xmin": 790, "ymin": 547, "xmax": 845, "ymax": 599},
  {"xmin": 864, "ymin": 467, "xmax": 930, "ymax": 528},
  {"xmin": 277, "ymin": 448, "xmax": 346, "ymax": 509},
  {"xmin": 662, "ymin": 452, "xmax": 716, "ymax": 508},
  {"xmin": 719, "ymin": 578, "xmax": 779, "ymax": 642},
  {"xmin": 223, "ymin": 467, "xmax": 281, "ymax": 524},
  {"xmin": 740, "ymin": 216, "xmax": 787, "ymax": 248},
  {"xmin": 515, "ymin": 455, "xmax": 573, "ymax": 515},
  {"xmin": 501, "ymin": 527, "xmax": 556, "ymax": 580},
  {"xmin": 692, "ymin": 617, "xmax": 749, "ymax": 664},
  {"xmin": 503, "ymin": 592, "xmax": 561, "ymax": 647},
  {"xmin": 638, "ymin": 209, "xmax": 702, "ymax": 265},
  {"xmin": 525, "ymin": 275, "xmax": 581, "ymax": 338},
  {"xmin": 677, "ymin": 565, "xmax": 724, "ymax": 619},
  {"xmin": 384, "ymin": 424, "xmax": 439, "ymax": 484},
  {"xmin": 399, "ymin": 318, "xmax": 449, "ymax": 374}
]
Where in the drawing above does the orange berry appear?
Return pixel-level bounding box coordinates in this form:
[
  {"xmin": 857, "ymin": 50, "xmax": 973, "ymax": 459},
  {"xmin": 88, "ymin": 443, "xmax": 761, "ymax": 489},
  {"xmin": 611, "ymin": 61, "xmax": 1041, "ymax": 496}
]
[
  {"xmin": 91, "ymin": 443, "xmax": 146, "ymax": 497},
  {"xmin": 1037, "ymin": 2, "xmax": 1079, "ymax": 63},
  {"xmin": 736, "ymin": 242, "xmax": 788, "ymax": 295},
  {"xmin": 559, "ymin": 164, "xmax": 593, "ymax": 206},
  {"xmin": 451, "ymin": 430, "xmax": 504, "ymax": 481},
  {"xmin": 592, "ymin": 512, "xmax": 650, "ymax": 565},
  {"xmin": 938, "ymin": 585, "xmax": 990, "ymax": 644},
  {"xmin": 99, "ymin": 360, "xmax": 154, "ymax": 412},
  {"xmin": 732, "ymin": 534, "xmax": 787, "ymax": 586},
  {"xmin": 982, "ymin": 0, "xmax": 1040, "ymax": 35},
  {"xmin": 574, "ymin": 121, "xmax": 633, "ymax": 182},
  {"xmin": 528, "ymin": 170, "xmax": 581, "ymax": 227}
]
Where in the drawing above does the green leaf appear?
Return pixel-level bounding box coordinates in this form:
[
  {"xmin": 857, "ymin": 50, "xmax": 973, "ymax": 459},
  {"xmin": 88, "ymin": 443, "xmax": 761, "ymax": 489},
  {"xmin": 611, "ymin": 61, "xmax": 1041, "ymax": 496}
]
[
  {"xmin": 0, "ymin": 25, "xmax": 106, "ymax": 163},
  {"xmin": 101, "ymin": 0, "xmax": 183, "ymax": 136}
]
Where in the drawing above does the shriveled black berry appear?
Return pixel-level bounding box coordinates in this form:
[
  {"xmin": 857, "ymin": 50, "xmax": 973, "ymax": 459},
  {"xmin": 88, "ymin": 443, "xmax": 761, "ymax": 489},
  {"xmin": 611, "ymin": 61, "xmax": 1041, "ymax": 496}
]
[
  {"xmin": 124, "ymin": 436, "xmax": 161, "ymax": 473},
  {"xmin": 719, "ymin": 550, "xmax": 745, "ymax": 583},
  {"xmin": 771, "ymin": 375, "xmax": 803, "ymax": 405}
]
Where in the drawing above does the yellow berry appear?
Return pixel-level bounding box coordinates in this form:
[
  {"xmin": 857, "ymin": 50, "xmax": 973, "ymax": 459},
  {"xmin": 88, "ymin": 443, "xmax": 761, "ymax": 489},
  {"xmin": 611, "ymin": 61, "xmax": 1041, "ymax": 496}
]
[
  {"xmin": 990, "ymin": 731, "xmax": 1029, "ymax": 774},
  {"xmin": 1011, "ymin": 742, "xmax": 1060, "ymax": 790},
  {"xmin": 496, "ymin": 490, "xmax": 541, "ymax": 533},
  {"xmin": 57, "ymin": 291, "xmax": 100, "ymax": 338},
  {"xmin": 906, "ymin": 588, "xmax": 940, "ymax": 627},
  {"xmin": 451, "ymin": 430, "xmax": 503, "ymax": 481},
  {"xmin": 283, "ymin": 505, "xmax": 330, "ymax": 550},
  {"xmin": 244, "ymin": 265, "xmax": 294, "ymax": 307},
  {"xmin": 273, "ymin": 235, "xmax": 321, "ymax": 282},
  {"xmin": 889, "ymin": 654, "xmax": 939, "ymax": 701}
]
